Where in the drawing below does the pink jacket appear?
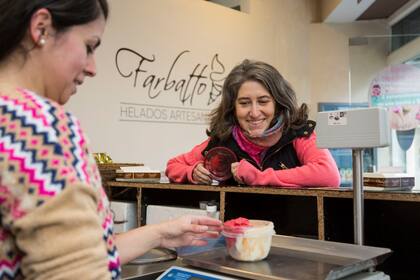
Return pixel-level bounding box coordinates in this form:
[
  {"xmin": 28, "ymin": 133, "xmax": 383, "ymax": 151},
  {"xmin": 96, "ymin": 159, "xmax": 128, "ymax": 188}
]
[{"xmin": 165, "ymin": 132, "xmax": 340, "ymax": 188}]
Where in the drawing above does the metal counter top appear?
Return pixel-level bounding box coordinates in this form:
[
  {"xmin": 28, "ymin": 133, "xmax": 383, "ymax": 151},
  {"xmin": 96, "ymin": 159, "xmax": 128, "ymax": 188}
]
[
  {"xmin": 122, "ymin": 235, "xmax": 391, "ymax": 280},
  {"xmin": 122, "ymin": 258, "xmax": 182, "ymax": 280},
  {"xmin": 181, "ymin": 235, "xmax": 391, "ymax": 280}
]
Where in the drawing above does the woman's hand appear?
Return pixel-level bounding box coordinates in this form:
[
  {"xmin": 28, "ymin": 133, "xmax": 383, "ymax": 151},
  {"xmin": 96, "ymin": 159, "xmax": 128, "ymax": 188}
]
[
  {"xmin": 157, "ymin": 215, "xmax": 223, "ymax": 249},
  {"xmin": 192, "ymin": 163, "xmax": 213, "ymax": 184},
  {"xmin": 231, "ymin": 162, "xmax": 244, "ymax": 184},
  {"xmin": 115, "ymin": 215, "xmax": 222, "ymax": 264}
]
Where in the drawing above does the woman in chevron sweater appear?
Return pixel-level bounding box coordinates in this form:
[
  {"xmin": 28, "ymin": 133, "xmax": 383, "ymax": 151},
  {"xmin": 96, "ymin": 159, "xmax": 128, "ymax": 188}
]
[{"xmin": 0, "ymin": 1, "xmax": 222, "ymax": 279}]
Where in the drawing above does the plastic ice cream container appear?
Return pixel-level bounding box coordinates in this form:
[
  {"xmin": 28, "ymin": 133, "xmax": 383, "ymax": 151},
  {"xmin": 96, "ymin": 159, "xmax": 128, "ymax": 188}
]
[{"xmin": 222, "ymin": 218, "xmax": 275, "ymax": 261}]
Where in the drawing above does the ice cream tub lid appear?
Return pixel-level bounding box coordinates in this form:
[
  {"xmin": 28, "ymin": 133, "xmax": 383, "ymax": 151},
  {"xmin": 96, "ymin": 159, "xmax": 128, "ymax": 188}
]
[{"xmin": 222, "ymin": 219, "xmax": 275, "ymax": 238}]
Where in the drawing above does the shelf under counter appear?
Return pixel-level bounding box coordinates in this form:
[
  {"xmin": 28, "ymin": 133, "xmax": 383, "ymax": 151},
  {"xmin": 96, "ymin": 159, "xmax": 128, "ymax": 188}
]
[{"xmin": 107, "ymin": 181, "xmax": 420, "ymax": 240}]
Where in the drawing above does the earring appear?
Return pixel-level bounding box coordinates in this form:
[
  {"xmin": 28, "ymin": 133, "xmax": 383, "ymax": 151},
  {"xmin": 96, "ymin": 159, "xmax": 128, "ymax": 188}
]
[{"xmin": 38, "ymin": 37, "xmax": 46, "ymax": 46}]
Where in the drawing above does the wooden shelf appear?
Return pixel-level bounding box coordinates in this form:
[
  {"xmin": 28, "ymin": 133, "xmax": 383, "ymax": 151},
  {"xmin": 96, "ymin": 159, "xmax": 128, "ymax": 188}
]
[{"xmin": 107, "ymin": 181, "xmax": 420, "ymax": 240}]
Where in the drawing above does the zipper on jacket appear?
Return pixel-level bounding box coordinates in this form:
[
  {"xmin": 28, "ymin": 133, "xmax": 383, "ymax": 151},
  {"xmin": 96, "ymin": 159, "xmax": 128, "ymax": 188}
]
[
  {"xmin": 242, "ymin": 156, "xmax": 263, "ymax": 170},
  {"xmin": 240, "ymin": 141, "xmax": 292, "ymax": 171},
  {"xmin": 260, "ymin": 141, "xmax": 291, "ymax": 169},
  {"xmin": 279, "ymin": 162, "xmax": 288, "ymax": 169}
]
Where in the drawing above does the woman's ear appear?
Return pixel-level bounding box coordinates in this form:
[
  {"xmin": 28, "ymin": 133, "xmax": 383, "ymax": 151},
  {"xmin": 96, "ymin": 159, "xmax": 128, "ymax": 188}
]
[{"xmin": 29, "ymin": 8, "xmax": 53, "ymax": 47}]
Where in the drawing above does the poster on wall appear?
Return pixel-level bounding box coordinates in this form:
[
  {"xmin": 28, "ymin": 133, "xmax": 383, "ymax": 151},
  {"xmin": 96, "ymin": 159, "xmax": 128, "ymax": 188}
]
[
  {"xmin": 369, "ymin": 63, "xmax": 420, "ymax": 150},
  {"xmin": 369, "ymin": 63, "xmax": 420, "ymax": 130}
]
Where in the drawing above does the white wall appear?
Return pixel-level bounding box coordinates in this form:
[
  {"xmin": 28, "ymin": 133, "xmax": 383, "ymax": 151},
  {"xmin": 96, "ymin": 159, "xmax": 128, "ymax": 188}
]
[
  {"xmin": 309, "ymin": 20, "xmax": 389, "ymax": 116},
  {"xmin": 309, "ymin": 23, "xmax": 349, "ymax": 112},
  {"xmin": 249, "ymin": 0, "xmax": 317, "ymax": 106},
  {"xmin": 388, "ymin": 37, "xmax": 420, "ymax": 65}
]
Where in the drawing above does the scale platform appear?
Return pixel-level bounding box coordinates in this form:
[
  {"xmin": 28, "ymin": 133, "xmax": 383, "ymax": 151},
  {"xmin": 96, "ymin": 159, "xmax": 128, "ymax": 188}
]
[{"xmin": 179, "ymin": 235, "xmax": 391, "ymax": 280}]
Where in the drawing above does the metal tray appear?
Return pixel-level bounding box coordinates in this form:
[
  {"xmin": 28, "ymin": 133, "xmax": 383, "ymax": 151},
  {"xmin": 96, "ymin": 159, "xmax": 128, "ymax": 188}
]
[
  {"xmin": 128, "ymin": 248, "xmax": 177, "ymax": 265},
  {"xmin": 181, "ymin": 235, "xmax": 391, "ymax": 280}
]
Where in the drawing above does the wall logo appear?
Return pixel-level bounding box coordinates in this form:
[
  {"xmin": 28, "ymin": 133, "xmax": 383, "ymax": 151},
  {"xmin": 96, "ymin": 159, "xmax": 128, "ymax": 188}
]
[
  {"xmin": 115, "ymin": 48, "xmax": 227, "ymax": 125},
  {"xmin": 119, "ymin": 102, "xmax": 209, "ymax": 125}
]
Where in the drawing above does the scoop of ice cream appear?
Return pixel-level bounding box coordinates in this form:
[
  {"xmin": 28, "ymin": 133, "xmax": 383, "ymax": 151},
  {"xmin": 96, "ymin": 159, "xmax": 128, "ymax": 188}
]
[{"xmin": 224, "ymin": 217, "xmax": 250, "ymax": 228}]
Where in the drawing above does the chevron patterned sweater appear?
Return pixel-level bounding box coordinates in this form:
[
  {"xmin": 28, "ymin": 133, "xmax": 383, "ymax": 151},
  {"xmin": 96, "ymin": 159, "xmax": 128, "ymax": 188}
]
[{"xmin": 0, "ymin": 88, "xmax": 120, "ymax": 279}]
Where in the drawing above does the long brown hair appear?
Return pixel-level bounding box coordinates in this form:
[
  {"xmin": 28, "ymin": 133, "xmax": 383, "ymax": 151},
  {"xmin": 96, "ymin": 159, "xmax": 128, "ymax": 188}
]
[{"xmin": 207, "ymin": 59, "xmax": 308, "ymax": 141}]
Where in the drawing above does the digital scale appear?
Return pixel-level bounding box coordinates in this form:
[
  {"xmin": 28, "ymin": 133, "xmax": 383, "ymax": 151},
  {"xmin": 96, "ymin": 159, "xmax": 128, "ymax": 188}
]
[
  {"xmin": 157, "ymin": 266, "xmax": 389, "ymax": 280},
  {"xmin": 157, "ymin": 266, "xmax": 237, "ymax": 280},
  {"xmin": 316, "ymin": 107, "xmax": 390, "ymax": 245},
  {"xmin": 155, "ymin": 235, "xmax": 390, "ymax": 280}
]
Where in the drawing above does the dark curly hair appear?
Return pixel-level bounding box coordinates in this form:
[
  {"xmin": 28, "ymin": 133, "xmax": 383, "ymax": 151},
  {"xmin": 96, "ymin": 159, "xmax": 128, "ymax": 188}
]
[{"xmin": 207, "ymin": 59, "xmax": 309, "ymax": 141}]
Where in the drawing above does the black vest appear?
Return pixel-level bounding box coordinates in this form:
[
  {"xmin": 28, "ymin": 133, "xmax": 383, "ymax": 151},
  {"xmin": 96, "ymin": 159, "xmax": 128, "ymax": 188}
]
[{"xmin": 202, "ymin": 120, "xmax": 316, "ymax": 184}]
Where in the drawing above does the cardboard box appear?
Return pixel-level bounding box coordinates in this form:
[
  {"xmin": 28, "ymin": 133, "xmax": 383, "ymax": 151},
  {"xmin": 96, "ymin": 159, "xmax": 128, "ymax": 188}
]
[
  {"xmin": 146, "ymin": 205, "xmax": 219, "ymax": 225},
  {"xmin": 363, "ymin": 173, "xmax": 415, "ymax": 189},
  {"xmin": 110, "ymin": 201, "xmax": 137, "ymax": 233}
]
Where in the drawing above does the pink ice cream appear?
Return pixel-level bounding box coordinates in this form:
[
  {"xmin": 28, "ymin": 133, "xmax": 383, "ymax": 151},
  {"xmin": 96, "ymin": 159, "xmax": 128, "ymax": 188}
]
[{"xmin": 224, "ymin": 217, "xmax": 250, "ymax": 228}]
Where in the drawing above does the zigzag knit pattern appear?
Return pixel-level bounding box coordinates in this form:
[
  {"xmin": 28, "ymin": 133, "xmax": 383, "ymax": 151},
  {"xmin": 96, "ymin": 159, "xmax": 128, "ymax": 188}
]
[{"xmin": 0, "ymin": 88, "xmax": 121, "ymax": 279}]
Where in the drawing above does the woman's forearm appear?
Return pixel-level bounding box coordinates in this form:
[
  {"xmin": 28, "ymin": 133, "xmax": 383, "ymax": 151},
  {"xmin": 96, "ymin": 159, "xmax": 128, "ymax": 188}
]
[
  {"xmin": 114, "ymin": 224, "xmax": 162, "ymax": 265},
  {"xmin": 114, "ymin": 215, "xmax": 222, "ymax": 265}
]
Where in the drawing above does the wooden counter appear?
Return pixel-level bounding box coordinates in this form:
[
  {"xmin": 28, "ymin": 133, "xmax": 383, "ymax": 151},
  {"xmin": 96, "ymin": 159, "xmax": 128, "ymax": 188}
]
[{"xmin": 107, "ymin": 181, "xmax": 420, "ymax": 240}]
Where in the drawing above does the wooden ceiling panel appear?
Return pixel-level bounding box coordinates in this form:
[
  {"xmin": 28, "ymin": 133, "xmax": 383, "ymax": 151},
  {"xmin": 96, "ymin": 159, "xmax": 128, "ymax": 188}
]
[{"xmin": 357, "ymin": 0, "xmax": 410, "ymax": 20}]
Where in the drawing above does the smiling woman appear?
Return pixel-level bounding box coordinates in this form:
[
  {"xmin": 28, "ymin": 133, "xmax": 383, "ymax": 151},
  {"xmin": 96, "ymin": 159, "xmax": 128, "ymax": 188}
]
[
  {"xmin": 235, "ymin": 80, "xmax": 276, "ymax": 138},
  {"xmin": 0, "ymin": 1, "xmax": 108, "ymax": 105},
  {"xmin": 41, "ymin": 15, "xmax": 105, "ymax": 104},
  {"xmin": 165, "ymin": 59, "xmax": 341, "ymax": 188},
  {"xmin": 0, "ymin": 1, "xmax": 115, "ymax": 278}
]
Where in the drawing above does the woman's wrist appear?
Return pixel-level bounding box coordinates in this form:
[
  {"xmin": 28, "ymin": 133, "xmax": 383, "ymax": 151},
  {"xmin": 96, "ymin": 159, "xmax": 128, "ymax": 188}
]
[{"xmin": 148, "ymin": 223, "xmax": 165, "ymax": 248}]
